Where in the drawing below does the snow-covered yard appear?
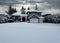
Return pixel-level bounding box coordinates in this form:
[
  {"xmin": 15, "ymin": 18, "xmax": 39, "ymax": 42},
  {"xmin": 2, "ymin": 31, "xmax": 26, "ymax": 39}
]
[{"xmin": 0, "ymin": 22, "xmax": 60, "ymax": 43}]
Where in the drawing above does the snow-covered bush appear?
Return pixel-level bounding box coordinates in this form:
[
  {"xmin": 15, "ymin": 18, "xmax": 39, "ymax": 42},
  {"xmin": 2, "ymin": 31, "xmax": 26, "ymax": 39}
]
[
  {"xmin": 44, "ymin": 14, "xmax": 60, "ymax": 23},
  {"xmin": 50, "ymin": 14, "xmax": 60, "ymax": 23},
  {"xmin": 0, "ymin": 16, "xmax": 8, "ymax": 23},
  {"xmin": 43, "ymin": 14, "xmax": 52, "ymax": 23},
  {"xmin": 0, "ymin": 14, "xmax": 10, "ymax": 23}
]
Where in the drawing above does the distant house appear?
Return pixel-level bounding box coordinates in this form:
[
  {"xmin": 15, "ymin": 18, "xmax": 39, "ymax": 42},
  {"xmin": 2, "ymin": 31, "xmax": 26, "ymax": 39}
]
[
  {"xmin": 12, "ymin": 10, "xmax": 44, "ymax": 23},
  {"xmin": 26, "ymin": 10, "xmax": 43, "ymax": 23}
]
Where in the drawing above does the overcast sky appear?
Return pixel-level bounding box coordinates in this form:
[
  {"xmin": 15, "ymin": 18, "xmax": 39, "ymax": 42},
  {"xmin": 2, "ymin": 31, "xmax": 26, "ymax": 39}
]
[
  {"xmin": 0, "ymin": 0, "xmax": 60, "ymax": 9},
  {"xmin": 0, "ymin": 0, "xmax": 60, "ymax": 14}
]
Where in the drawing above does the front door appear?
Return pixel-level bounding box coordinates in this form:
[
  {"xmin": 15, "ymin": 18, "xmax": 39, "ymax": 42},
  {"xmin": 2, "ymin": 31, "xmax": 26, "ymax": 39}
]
[{"xmin": 22, "ymin": 17, "xmax": 26, "ymax": 22}]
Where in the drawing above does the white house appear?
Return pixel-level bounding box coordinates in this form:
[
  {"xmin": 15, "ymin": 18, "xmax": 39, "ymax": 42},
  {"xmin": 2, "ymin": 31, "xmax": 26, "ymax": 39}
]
[
  {"xmin": 26, "ymin": 10, "xmax": 44, "ymax": 23},
  {"xmin": 12, "ymin": 10, "xmax": 44, "ymax": 23}
]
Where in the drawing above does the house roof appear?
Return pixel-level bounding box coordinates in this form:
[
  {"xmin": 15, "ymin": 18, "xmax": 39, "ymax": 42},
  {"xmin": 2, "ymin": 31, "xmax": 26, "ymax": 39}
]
[
  {"xmin": 12, "ymin": 12, "xmax": 27, "ymax": 16},
  {"xmin": 0, "ymin": 11, "xmax": 8, "ymax": 15},
  {"xmin": 26, "ymin": 10, "xmax": 42, "ymax": 13},
  {"xmin": 28, "ymin": 13, "xmax": 44, "ymax": 19},
  {"xmin": 39, "ymin": 16, "xmax": 44, "ymax": 18}
]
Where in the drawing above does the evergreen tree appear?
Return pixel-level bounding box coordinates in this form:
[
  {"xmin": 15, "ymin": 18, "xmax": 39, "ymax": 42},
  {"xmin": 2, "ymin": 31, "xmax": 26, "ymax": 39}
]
[
  {"xmin": 35, "ymin": 4, "xmax": 38, "ymax": 10},
  {"xmin": 6, "ymin": 5, "xmax": 17, "ymax": 16},
  {"xmin": 21, "ymin": 6, "xmax": 26, "ymax": 14}
]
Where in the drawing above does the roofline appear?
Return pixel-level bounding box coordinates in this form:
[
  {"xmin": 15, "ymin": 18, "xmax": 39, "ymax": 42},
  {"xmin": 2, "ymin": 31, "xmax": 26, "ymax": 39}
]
[
  {"xmin": 26, "ymin": 10, "xmax": 42, "ymax": 13},
  {"xmin": 28, "ymin": 14, "xmax": 39, "ymax": 19}
]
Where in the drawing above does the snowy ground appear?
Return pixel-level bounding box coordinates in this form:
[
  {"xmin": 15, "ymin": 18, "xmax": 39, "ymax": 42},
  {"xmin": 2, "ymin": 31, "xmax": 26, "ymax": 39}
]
[{"xmin": 0, "ymin": 22, "xmax": 60, "ymax": 43}]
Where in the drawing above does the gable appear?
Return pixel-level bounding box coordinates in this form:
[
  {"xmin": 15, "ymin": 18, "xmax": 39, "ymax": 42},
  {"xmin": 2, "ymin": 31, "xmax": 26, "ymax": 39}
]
[{"xmin": 28, "ymin": 14, "xmax": 39, "ymax": 19}]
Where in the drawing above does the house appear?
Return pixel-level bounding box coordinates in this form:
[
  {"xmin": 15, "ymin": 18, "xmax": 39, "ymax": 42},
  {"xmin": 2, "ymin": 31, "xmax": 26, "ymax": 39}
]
[
  {"xmin": 26, "ymin": 10, "xmax": 44, "ymax": 23},
  {"xmin": 12, "ymin": 10, "xmax": 44, "ymax": 23}
]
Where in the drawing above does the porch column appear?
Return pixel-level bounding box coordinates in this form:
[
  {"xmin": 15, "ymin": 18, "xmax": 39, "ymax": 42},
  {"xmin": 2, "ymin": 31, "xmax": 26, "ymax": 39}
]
[{"xmin": 21, "ymin": 16, "xmax": 22, "ymax": 22}]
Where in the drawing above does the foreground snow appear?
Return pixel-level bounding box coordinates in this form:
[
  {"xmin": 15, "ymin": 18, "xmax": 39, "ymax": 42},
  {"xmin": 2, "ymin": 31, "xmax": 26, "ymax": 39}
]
[{"xmin": 0, "ymin": 22, "xmax": 60, "ymax": 43}]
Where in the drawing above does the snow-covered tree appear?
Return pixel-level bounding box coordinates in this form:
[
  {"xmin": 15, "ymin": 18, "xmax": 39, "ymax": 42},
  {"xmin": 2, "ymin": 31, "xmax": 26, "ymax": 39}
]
[
  {"xmin": 35, "ymin": 4, "xmax": 38, "ymax": 10},
  {"xmin": 44, "ymin": 14, "xmax": 60, "ymax": 23},
  {"xmin": 21, "ymin": 6, "xmax": 26, "ymax": 14},
  {"xmin": 6, "ymin": 5, "xmax": 17, "ymax": 16},
  {"xmin": 0, "ymin": 16, "xmax": 8, "ymax": 23}
]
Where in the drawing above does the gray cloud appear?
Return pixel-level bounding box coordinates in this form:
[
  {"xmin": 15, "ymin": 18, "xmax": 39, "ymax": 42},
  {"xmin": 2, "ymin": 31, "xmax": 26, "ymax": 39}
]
[
  {"xmin": 0, "ymin": 0, "xmax": 60, "ymax": 9},
  {"xmin": 0, "ymin": 0, "xmax": 60, "ymax": 14},
  {"xmin": 42, "ymin": 0, "xmax": 60, "ymax": 9},
  {"xmin": 0, "ymin": 0, "xmax": 21, "ymax": 5}
]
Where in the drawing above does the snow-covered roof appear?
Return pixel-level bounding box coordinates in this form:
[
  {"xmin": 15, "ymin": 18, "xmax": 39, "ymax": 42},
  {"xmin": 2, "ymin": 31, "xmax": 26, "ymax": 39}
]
[
  {"xmin": 12, "ymin": 12, "xmax": 27, "ymax": 16},
  {"xmin": 41, "ymin": 12, "xmax": 51, "ymax": 15},
  {"xmin": 0, "ymin": 11, "xmax": 8, "ymax": 15},
  {"xmin": 26, "ymin": 10, "xmax": 42, "ymax": 12},
  {"xmin": 39, "ymin": 16, "xmax": 44, "ymax": 18}
]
